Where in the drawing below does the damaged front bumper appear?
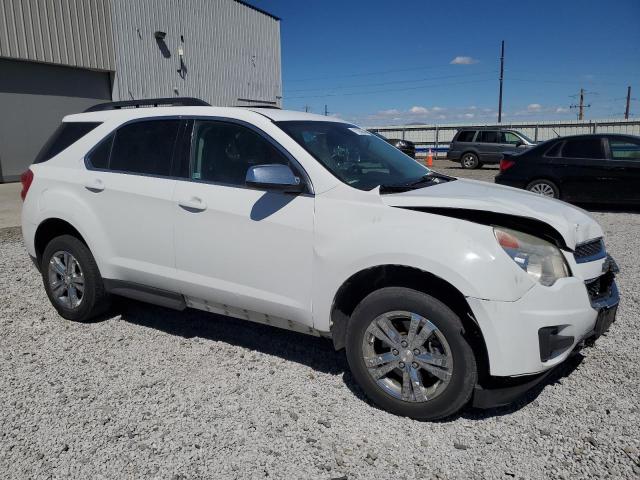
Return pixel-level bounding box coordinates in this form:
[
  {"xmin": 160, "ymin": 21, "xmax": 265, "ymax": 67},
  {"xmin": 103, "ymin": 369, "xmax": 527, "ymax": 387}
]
[{"xmin": 469, "ymin": 256, "xmax": 619, "ymax": 409}]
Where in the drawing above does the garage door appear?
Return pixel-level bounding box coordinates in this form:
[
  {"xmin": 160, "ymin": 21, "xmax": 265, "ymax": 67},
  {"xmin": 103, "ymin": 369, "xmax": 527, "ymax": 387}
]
[{"xmin": 0, "ymin": 59, "xmax": 112, "ymax": 182}]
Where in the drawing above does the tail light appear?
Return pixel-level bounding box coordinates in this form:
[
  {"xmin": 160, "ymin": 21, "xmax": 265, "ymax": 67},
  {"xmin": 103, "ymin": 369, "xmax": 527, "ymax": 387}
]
[
  {"xmin": 499, "ymin": 158, "xmax": 515, "ymax": 172},
  {"xmin": 20, "ymin": 169, "xmax": 34, "ymax": 201}
]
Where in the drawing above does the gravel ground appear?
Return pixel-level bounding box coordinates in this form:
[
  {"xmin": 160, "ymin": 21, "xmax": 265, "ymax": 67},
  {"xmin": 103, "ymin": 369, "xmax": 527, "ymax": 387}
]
[{"xmin": 1, "ymin": 171, "xmax": 639, "ymax": 478}]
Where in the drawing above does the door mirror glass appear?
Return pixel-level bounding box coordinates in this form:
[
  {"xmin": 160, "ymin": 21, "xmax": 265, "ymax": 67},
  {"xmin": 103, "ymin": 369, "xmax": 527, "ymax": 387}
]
[{"xmin": 246, "ymin": 164, "xmax": 304, "ymax": 193}]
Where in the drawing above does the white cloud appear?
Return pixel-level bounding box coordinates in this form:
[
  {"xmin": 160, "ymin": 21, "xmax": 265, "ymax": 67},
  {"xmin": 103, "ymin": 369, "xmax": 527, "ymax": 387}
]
[
  {"xmin": 555, "ymin": 107, "xmax": 569, "ymax": 113},
  {"xmin": 468, "ymin": 105, "xmax": 477, "ymax": 110},
  {"xmin": 463, "ymin": 113, "xmax": 475, "ymax": 119},
  {"xmin": 378, "ymin": 109, "xmax": 400, "ymax": 116},
  {"xmin": 432, "ymin": 106, "xmax": 445, "ymax": 112},
  {"xmin": 450, "ymin": 56, "xmax": 479, "ymax": 65},
  {"xmin": 409, "ymin": 106, "xmax": 429, "ymax": 114},
  {"xmin": 527, "ymin": 103, "xmax": 542, "ymax": 112}
]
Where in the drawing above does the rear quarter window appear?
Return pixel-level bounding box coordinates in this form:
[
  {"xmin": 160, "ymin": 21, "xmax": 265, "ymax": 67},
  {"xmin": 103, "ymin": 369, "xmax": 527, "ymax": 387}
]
[
  {"xmin": 34, "ymin": 122, "xmax": 101, "ymax": 164},
  {"xmin": 455, "ymin": 130, "xmax": 476, "ymax": 142}
]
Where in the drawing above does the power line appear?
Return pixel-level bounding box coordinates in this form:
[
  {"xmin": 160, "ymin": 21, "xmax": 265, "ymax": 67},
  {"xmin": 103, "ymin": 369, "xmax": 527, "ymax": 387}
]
[
  {"xmin": 284, "ymin": 77, "xmax": 495, "ymax": 100},
  {"xmin": 286, "ymin": 63, "xmax": 457, "ymax": 83},
  {"xmin": 285, "ymin": 70, "xmax": 497, "ymax": 93}
]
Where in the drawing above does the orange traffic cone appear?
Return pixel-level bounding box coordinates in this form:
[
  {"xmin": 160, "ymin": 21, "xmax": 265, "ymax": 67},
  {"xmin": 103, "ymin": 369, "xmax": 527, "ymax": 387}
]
[{"xmin": 427, "ymin": 148, "xmax": 433, "ymax": 167}]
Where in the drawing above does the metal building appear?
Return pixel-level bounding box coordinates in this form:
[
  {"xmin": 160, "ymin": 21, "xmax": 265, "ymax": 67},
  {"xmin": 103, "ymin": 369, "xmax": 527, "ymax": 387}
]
[{"xmin": 0, "ymin": 0, "xmax": 282, "ymax": 182}]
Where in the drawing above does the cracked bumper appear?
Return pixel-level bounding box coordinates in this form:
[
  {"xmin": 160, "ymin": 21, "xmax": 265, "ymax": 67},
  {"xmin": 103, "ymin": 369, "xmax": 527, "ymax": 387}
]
[{"xmin": 468, "ymin": 276, "xmax": 618, "ymax": 377}]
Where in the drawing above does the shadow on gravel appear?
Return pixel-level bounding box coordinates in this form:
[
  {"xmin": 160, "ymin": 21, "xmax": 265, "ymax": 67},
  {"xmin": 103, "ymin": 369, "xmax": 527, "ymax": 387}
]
[
  {"xmin": 111, "ymin": 299, "xmax": 587, "ymax": 421},
  {"xmin": 114, "ymin": 299, "xmax": 350, "ymax": 376},
  {"xmin": 458, "ymin": 352, "xmax": 585, "ymax": 421}
]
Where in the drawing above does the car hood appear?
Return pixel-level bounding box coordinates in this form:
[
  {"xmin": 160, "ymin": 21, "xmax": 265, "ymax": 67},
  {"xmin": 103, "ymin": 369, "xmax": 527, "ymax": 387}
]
[{"xmin": 381, "ymin": 178, "xmax": 602, "ymax": 249}]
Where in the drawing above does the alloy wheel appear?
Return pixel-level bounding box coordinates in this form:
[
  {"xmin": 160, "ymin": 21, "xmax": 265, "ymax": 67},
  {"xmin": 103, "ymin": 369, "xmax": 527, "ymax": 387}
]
[
  {"xmin": 361, "ymin": 311, "xmax": 453, "ymax": 403},
  {"xmin": 462, "ymin": 154, "xmax": 477, "ymax": 168},
  {"xmin": 47, "ymin": 250, "xmax": 85, "ymax": 309},
  {"xmin": 528, "ymin": 182, "xmax": 556, "ymax": 197}
]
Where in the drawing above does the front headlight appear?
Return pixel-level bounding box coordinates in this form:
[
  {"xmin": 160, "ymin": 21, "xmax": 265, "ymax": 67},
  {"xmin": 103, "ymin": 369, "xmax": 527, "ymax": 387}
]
[{"xmin": 494, "ymin": 227, "xmax": 570, "ymax": 286}]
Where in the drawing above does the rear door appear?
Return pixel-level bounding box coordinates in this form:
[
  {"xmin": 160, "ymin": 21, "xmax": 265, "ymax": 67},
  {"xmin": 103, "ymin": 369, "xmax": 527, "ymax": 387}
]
[
  {"xmin": 82, "ymin": 118, "xmax": 184, "ymax": 290},
  {"xmin": 605, "ymin": 137, "xmax": 640, "ymax": 204},
  {"xmin": 475, "ymin": 130, "xmax": 502, "ymax": 162},
  {"xmin": 557, "ymin": 137, "xmax": 609, "ymax": 202}
]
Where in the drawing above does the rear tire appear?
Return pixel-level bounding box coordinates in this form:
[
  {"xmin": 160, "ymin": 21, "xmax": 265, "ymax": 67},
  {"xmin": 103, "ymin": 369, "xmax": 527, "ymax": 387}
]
[
  {"xmin": 41, "ymin": 235, "xmax": 111, "ymax": 322},
  {"xmin": 345, "ymin": 287, "xmax": 477, "ymax": 420},
  {"xmin": 460, "ymin": 152, "xmax": 480, "ymax": 169},
  {"xmin": 526, "ymin": 179, "xmax": 560, "ymax": 199}
]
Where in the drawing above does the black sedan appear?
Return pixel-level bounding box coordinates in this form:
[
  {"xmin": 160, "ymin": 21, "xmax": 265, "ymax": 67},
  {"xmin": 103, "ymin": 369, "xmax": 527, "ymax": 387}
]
[
  {"xmin": 369, "ymin": 131, "xmax": 416, "ymax": 158},
  {"xmin": 495, "ymin": 134, "xmax": 640, "ymax": 205}
]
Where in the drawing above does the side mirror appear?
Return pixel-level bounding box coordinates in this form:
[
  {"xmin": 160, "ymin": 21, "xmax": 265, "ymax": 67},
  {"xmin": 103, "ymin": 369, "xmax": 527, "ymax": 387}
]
[
  {"xmin": 245, "ymin": 164, "xmax": 304, "ymax": 193},
  {"xmin": 515, "ymin": 140, "xmax": 524, "ymax": 147}
]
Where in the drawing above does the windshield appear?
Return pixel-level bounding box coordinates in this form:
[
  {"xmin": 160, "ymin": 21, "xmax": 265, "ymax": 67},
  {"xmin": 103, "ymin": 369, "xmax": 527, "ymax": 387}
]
[
  {"xmin": 518, "ymin": 132, "xmax": 535, "ymax": 144},
  {"xmin": 277, "ymin": 121, "xmax": 431, "ymax": 191}
]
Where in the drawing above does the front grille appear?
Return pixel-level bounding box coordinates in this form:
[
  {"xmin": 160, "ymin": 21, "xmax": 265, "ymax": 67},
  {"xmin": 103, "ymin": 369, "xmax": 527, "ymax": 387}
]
[
  {"xmin": 585, "ymin": 271, "xmax": 615, "ymax": 302},
  {"xmin": 574, "ymin": 238, "xmax": 606, "ymax": 263}
]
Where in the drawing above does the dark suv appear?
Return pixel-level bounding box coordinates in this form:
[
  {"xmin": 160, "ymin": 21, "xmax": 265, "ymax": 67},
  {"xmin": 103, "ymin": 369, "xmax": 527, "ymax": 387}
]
[{"xmin": 447, "ymin": 129, "xmax": 536, "ymax": 169}]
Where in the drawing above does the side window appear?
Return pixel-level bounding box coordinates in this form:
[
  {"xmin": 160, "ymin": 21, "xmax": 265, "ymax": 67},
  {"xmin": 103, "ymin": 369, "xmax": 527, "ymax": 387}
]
[
  {"xmin": 477, "ymin": 131, "xmax": 499, "ymax": 143},
  {"xmin": 109, "ymin": 120, "xmax": 180, "ymax": 176},
  {"xmin": 561, "ymin": 138, "xmax": 603, "ymax": 159},
  {"xmin": 190, "ymin": 120, "xmax": 290, "ymax": 186},
  {"xmin": 609, "ymin": 139, "xmax": 640, "ymax": 161},
  {"xmin": 86, "ymin": 134, "xmax": 114, "ymax": 169},
  {"xmin": 34, "ymin": 122, "xmax": 101, "ymax": 164},
  {"xmin": 456, "ymin": 130, "xmax": 475, "ymax": 142},
  {"xmin": 544, "ymin": 141, "xmax": 563, "ymax": 157},
  {"xmin": 501, "ymin": 132, "xmax": 521, "ymax": 144}
]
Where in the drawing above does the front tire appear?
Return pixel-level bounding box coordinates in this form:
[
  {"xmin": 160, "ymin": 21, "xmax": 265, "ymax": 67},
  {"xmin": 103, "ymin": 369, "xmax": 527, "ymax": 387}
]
[
  {"xmin": 41, "ymin": 235, "xmax": 110, "ymax": 322},
  {"xmin": 460, "ymin": 152, "xmax": 480, "ymax": 169},
  {"xmin": 345, "ymin": 287, "xmax": 477, "ymax": 420}
]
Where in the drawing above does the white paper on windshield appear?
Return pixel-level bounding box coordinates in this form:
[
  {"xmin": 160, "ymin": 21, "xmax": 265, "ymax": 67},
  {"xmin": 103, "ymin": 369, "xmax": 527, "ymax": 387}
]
[{"xmin": 348, "ymin": 127, "xmax": 372, "ymax": 136}]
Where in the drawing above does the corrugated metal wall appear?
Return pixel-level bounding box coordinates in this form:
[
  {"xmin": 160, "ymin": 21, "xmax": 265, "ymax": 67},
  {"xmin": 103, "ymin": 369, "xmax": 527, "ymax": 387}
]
[
  {"xmin": 110, "ymin": 0, "xmax": 282, "ymax": 106},
  {"xmin": 0, "ymin": 0, "xmax": 115, "ymax": 71}
]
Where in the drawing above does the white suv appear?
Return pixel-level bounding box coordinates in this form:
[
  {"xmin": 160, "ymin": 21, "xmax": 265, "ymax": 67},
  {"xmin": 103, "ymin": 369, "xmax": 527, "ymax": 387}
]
[{"xmin": 21, "ymin": 98, "xmax": 619, "ymax": 420}]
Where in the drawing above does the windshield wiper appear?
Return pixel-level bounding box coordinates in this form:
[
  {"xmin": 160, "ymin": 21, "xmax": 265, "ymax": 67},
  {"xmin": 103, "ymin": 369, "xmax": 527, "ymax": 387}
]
[{"xmin": 380, "ymin": 172, "xmax": 453, "ymax": 193}]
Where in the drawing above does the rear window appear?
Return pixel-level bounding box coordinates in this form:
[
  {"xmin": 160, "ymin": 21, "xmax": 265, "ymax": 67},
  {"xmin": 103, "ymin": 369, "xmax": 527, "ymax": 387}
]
[
  {"xmin": 109, "ymin": 120, "xmax": 180, "ymax": 176},
  {"xmin": 477, "ymin": 131, "xmax": 499, "ymax": 143},
  {"xmin": 456, "ymin": 130, "xmax": 476, "ymax": 142},
  {"xmin": 34, "ymin": 122, "xmax": 101, "ymax": 164},
  {"xmin": 561, "ymin": 138, "xmax": 603, "ymax": 159},
  {"xmin": 544, "ymin": 141, "xmax": 563, "ymax": 157}
]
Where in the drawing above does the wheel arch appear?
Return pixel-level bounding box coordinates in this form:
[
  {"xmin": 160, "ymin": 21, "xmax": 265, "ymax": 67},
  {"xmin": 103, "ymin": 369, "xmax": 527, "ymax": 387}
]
[
  {"xmin": 329, "ymin": 264, "xmax": 490, "ymax": 382},
  {"xmin": 34, "ymin": 218, "xmax": 89, "ymax": 269}
]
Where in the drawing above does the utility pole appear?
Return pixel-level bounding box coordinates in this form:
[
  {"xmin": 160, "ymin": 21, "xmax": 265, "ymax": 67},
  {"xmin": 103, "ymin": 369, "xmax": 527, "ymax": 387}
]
[
  {"xmin": 625, "ymin": 86, "xmax": 631, "ymax": 120},
  {"xmin": 324, "ymin": 104, "xmax": 328, "ymax": 116},
  {"xmin": 498, "ymin": 40, "xmax": 505, "ymax": 123},
  {"xmin": 304, "ymin": 105, "xmax": 311, "ymax": 113},
  {"xmin": 570, "ymin": 88, "xmax": 591, "ymax": 120}
]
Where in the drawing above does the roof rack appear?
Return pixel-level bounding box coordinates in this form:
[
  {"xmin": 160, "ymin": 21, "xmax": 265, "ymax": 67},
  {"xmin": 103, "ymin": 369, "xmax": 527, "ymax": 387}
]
[
  {"xmin": 84, "ymin": 97, "xmax": 210, "ymax": 112},
  {"xmin": 239, "ymin": 105, "xmax": 281, "ymax": 110}
]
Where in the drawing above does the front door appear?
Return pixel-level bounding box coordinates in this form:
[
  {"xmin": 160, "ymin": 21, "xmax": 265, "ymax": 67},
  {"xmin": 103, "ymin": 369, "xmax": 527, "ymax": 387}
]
[
  {"xmin": 606, "ymin": 137, "xmax": 640, "ymax": 204},
  {"xmin": 172, "ymin": 119, "xmax": 315, "ymax": 328}
]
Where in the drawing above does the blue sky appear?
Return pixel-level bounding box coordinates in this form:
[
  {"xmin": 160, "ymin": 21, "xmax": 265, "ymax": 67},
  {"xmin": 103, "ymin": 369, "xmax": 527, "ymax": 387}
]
[{"xmin": 251, "ymin": 0, "xmax": 640, "ymax": 126}]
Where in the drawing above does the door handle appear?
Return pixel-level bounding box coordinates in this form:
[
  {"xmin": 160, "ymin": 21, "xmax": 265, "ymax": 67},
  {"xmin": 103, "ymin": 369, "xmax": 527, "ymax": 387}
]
[
  {"xmin": 178, "ymin": 196, "xmax": 207, "ymax": 212},
  {"xmin": 84, "ymin": 178, "xmax": 105, "ymax": 192}
]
